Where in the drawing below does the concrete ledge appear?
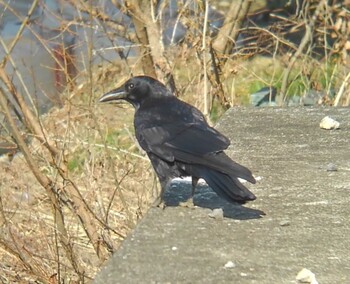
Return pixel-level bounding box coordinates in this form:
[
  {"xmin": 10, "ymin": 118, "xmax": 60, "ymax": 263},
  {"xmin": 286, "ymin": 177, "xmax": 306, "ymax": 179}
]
[{"xmin": 94, "ymin": 107, "xmax": 350, "ymax": 284}]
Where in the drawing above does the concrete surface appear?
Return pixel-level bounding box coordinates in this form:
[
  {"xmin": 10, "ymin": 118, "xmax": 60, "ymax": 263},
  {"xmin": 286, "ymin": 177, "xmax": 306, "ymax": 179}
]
[{"xmin": 94, "ymin": 107, "xmax": 350, "ymax": 284}]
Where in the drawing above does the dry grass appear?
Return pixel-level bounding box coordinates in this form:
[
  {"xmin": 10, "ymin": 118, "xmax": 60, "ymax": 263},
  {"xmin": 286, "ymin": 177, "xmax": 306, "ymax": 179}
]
[
  {"xmin": 1, "ymin": 1, "xmax": 350, "ymax": 282},
  {"xmin": 0, "ymin": 65, "xmax": 159, "ymax": 282},
  {"xmin": 1, "ymin": 51, "xmax": 349, "ymax": 283}
]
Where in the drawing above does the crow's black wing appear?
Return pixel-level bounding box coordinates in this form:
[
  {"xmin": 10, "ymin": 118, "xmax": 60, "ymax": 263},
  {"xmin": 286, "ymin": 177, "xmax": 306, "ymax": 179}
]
[
  {"xmin": 135, "ymin": 97, "xmax": 229, "ymax": 159},
  {"xmin": 140, "ymin": 122, "xmax": 229, "ymax": 159},
  {"xmin": 139, "ymin": 123, "xmax": 255, "ymax": 183},
  {"xmin": 135, "ymin": 97, "xmax": 255, "ymax": 183}
]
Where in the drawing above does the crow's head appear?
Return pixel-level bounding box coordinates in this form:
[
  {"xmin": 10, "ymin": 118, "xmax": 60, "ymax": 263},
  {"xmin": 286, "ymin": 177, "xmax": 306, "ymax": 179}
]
[{"xmin": 99, "ymin": 76, "xmax": 172, "ymax": 109}]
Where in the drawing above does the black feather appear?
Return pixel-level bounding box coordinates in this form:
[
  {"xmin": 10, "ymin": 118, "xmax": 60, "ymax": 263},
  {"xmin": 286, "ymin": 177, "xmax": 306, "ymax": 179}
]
[{"xmin": 99, "ymin": 76, "xmax": 257, "ymax": 204}]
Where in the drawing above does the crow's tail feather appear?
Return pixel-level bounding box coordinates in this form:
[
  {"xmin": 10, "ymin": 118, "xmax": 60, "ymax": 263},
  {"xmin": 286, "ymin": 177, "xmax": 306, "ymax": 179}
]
[{"xmin": 193, "ymin": 166, "xmax": 256, "ymax": 203}]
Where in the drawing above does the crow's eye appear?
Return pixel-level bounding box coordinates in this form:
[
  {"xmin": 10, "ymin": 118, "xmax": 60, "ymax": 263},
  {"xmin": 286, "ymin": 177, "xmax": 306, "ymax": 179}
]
[{"xmin": 128, "ymin": 83, "xmax": 134, "ymax": 90}]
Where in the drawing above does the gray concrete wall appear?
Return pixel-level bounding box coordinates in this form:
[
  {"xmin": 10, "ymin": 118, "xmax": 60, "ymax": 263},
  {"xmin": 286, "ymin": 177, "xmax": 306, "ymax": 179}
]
[{"xmin": 94, "ymin": 107, "xmax": 350, "ymax": 284}]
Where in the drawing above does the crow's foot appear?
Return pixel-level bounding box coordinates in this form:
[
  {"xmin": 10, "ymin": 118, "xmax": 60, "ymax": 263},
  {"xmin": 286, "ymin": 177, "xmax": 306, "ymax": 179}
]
[
  {"xmin": 151, "ymin": 197, "xmax": 166, "ymax": 209},
  {"xmin": 179, "ymin": 198, "xmax": 196, "ymax": 208}
]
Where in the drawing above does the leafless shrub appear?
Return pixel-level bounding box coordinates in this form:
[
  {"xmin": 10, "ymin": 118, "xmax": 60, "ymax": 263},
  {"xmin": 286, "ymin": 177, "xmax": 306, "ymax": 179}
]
[{"xmin": 0, "ymin": 0, "xmax": 349, "ymax": 282}]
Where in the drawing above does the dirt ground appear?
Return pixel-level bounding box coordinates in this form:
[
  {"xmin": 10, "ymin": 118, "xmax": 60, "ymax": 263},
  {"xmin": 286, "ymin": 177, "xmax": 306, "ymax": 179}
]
[{"xmin": 94, "ymin": 107, "xmax": 350, "ymax": 284}]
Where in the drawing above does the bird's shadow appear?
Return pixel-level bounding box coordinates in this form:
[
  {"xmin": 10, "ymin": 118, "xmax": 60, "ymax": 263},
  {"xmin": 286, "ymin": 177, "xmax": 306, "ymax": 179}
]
[{"xmin": 163, "ymin": 181, "xmax": 265, "ymax": 220}]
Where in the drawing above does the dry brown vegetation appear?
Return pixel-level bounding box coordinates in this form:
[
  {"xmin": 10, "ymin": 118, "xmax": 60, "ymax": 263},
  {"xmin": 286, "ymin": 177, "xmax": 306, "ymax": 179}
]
[{"xmin": 0, "ymin": 0, "xmax": 349, "ymax": 283}]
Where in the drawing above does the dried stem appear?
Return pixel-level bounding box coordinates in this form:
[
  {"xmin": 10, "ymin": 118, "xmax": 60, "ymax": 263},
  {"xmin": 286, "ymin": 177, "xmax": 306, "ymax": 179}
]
[
  {"xmin": 279, "ymin": 0, "xmax": 326, "ymax": 104},
  {"xmin": 0, "ymin": 86, "xmax": 86, "ymax": 281},
  {"xmin": 334, "ymin": 71, "xmax": 350, "ymax": 106},
  {"xmin": 212, "ymin": 0, "xmax": 253, "ymax": 59},
  {"xmin": 0, "ymin": 0, "xmax": 39, "ymax": 68}
]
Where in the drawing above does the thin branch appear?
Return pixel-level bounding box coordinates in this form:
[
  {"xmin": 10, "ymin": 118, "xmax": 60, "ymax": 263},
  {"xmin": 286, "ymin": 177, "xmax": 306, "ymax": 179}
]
[
  {"xmin": 279, "ymin": 0, "xmax": 326, "ymax": 104},
  {"xmin": 0, "ymin": 86, "xmax": 86, "ymax": 281},
  {"xmin": 212, "ymin": 0, "xmax": 253, "ymax": 59},
  {"xmin": 0, "ymin": 0, "xmax": 39, "ymax": 68},
  {"xmin": 334, "ymin": 71, "xmax": 350, "ymax": 106},
  {"xmin": 202, "ymin": 0, "xmax": 209, "ymax": 116}
]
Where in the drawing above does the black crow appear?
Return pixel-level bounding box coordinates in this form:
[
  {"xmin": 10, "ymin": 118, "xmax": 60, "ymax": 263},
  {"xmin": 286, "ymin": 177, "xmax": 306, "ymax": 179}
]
[{"xmin": 99, "ymin": 76, "xmax": 256, "ymax": 206}]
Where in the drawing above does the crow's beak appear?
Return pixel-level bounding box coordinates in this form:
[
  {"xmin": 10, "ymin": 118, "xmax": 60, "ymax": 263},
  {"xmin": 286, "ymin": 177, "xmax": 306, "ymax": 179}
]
[{"xmin": 99, "ymin": 87, "xmax": 127, "ymax": 103}]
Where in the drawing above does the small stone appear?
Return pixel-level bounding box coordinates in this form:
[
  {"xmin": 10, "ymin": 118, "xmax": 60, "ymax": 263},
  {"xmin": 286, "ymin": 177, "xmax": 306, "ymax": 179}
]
[
  {"xmin": 320, "ymin": 116, "xmax": 340, "ymax": 130},
  {"xmin": 208, "ymin": 208, "xmax": 224, "ymax": 220},
  {"xmin": 171, "ymin": 246, "xmax": 178, "ymax": 251},
  {"xmin": 279, "ymin": 220, "xmax": 290, "ymax": 226},
  {"xmin": 326, "ymin": 163, "xmax": 337, "ymax": 172},
  {"xmin": 255, "ymin": 176, "xmax": 263, "ymax": 181},
  {"xmin": 224, "ymin": 261, "xmax": 236, "ymax": 269},
  {"xmin": 296, "ymin": 268, "xmax": 318, "ymax": 284}
]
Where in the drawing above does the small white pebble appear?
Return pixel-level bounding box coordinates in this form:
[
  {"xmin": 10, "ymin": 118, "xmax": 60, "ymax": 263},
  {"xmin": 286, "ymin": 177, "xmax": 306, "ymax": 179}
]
[
  {"xmin": 208, "ymin": 208, "xmax": 224, "ymax": 220},
  {"xmin": 171, "ymin": 246, "xmax": 178, "ymax": 251},
  {"xmin": 279, "ymin": 220, "xmax": 290, "ymax": 227},
  {"xmin": 326, "ymin": 163, "xmax": 337, "ymax": 172},
  {"xmin": 224, "ymin": 261, "xmax": 236, "ymax": 269},
  {"xmin": 296, "ymin": 268, "xmax": 318, "ymax": 284},
  {"xmin": 240, "ymin": 272, "xmax": 247, "ymax": 277},
  {"xmin": 320, "ymin": 116, "xmax": 340, "ymax": 130}
]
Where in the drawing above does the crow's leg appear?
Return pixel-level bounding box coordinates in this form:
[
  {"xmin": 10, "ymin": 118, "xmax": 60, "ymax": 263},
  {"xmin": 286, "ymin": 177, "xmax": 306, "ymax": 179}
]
[
  {"xmin": 152, "ymin": 178, "xmax": 170, "ymax": 209},
  {"xmin": 179, "ymin": 176, "xmax": 198, "ymax": 208},
  {"xmin": 191, "ymin": 176, "xmax": 199, "ymax": 197},
  {"xmin": 152, "ymin": 195, "xmax": 165, "ymax": 208}
]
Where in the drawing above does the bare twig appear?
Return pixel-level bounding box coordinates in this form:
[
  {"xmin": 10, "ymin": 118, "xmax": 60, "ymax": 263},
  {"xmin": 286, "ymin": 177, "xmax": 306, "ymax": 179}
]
[
  {"xmin": 0, "ymin": 86, "xmax": 86, "ymax": 281},
  {"xmin": 0, "ymin": 64, "xmax": 111, "ymax": 261},
  {"xmin": 90, "ymin": 109, "xmax": 135, "ymax": 228},
  {"xmin": 0, "ymin": 192, "xmax": 49, "ymax": 283},
  {"xmin": 0, "ymin": 37, "xmax": 39, "ymax": 115},
  {"xmin": 202, "ymin": 0, "xmax": 209, "ymax": 116},
  {"xmin": 0, "ymin": 0, "xmax": 39, "ymax": 68},
  {"xmin": 123, "ymin": 0, "xmax": 157, "ymax": 78},
  {"xmin": 279, "ymin": 0, "xmax": 326, "ymax": 104},
  {"xmin": 334, "ymin": 71, "xmax": 350, "ymax": 106},
  {"xmin": 212, "ymin": 0, "xmax": 253, "ymax": 59}
]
